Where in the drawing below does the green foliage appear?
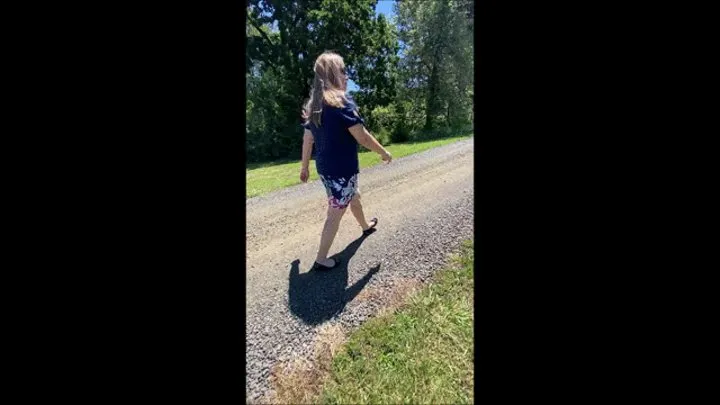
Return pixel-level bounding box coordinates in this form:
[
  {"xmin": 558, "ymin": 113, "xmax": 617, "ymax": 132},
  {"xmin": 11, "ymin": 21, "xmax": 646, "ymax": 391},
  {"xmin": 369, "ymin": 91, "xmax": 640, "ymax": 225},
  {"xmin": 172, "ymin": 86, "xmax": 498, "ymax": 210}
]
[
  {"xmin": 375, "ymin": 128, "xmax": 391, "ymax": 146},
  {"xmin": 388, "ymin": 101, "xmax": 411, "ymax": 143},
  {"xmin": 396, "ymin": 0, "xmax": 474, "ymax": 132},
  {"xmin": 367, "ymin": 104, "xmax": 394, "ymax": 132},
  {"xmin": 246, "ymin": 0, "xmax": 399, "ymax": 162},
  {"xmin": 246, "ymin": 0, "xmax": 474, "ymax": 163},
  {"xmin": 391, "ymin": 124, "xmax": 411, "ymax": 143},
  {"xmin": 352, "ymin": 13, "xmax": 400, "ymax": 113},
  {"xmin": 365, "ymin": 103, "xmax": 418, "ymax": 144}
]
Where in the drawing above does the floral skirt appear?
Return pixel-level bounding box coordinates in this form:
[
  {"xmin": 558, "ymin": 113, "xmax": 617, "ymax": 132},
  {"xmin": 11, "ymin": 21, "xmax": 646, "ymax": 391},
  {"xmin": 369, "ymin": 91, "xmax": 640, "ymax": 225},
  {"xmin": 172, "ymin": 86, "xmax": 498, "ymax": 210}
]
[{"xmin": 319, "ymin": 173, "xmax": 359, "ymax": 209}]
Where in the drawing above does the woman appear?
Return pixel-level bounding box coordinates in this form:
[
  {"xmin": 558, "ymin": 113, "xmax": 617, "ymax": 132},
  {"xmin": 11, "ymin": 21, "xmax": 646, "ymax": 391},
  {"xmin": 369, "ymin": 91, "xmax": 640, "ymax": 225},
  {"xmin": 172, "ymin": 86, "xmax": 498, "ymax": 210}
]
[{"xmin": 299, "ymin": 51, "xmax": 392, "ymax": 270}]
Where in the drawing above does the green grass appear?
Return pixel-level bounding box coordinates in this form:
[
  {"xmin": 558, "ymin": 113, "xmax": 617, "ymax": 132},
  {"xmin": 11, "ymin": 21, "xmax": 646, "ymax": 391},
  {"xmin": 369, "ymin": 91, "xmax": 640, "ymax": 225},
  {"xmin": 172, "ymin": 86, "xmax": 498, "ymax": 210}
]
[
  {"xmin": 319, "ymin": 239, "xmax": 475, "ymax": 404},
  {"xmin": 246, "ymin": 134, "xmax": 471, "ymax": 198}
]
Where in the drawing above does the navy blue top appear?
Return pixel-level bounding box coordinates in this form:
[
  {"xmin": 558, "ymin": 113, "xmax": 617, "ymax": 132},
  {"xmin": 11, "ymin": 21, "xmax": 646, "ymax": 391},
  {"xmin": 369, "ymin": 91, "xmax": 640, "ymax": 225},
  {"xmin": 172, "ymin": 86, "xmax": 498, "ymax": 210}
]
[{"xmin": 302, "ymin": 97, "xmax": 365, "ymax": 177}]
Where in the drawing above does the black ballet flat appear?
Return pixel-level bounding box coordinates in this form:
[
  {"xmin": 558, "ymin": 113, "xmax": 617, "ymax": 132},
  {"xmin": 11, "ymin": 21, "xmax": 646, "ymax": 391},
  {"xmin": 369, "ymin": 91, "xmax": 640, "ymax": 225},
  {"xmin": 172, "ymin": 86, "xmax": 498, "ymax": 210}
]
[
  {"xmin": 313, "ymin": 258, "xmax": 340, "ymax": 270},
  {"xmin": 363, "ymin": 218, "xmax": 378, "ymax": 235}
]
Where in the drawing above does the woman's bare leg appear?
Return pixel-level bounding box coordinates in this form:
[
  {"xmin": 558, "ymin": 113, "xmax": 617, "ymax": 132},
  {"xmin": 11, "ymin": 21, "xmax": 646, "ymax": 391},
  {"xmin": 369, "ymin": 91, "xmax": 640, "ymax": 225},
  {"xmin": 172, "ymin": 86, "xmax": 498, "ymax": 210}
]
[
  {"xmin": 349, "ymin": 192, "xmax": 372, "ymax": 230},
  {"xmin": 316, "ymin": 205, "xmax": 347, "ymax": 265}
]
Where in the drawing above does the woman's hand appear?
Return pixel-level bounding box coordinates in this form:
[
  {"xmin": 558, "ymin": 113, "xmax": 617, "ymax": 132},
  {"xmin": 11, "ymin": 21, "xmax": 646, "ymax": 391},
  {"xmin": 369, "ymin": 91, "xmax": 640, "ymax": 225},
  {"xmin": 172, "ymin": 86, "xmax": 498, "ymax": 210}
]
[
  {"xmin": 381, "ymin": 150, "xmax": 393, "ymax": 164},
  {"xmin": 300, "ymin": 166, "xmax": 310, "ymax": 183}
]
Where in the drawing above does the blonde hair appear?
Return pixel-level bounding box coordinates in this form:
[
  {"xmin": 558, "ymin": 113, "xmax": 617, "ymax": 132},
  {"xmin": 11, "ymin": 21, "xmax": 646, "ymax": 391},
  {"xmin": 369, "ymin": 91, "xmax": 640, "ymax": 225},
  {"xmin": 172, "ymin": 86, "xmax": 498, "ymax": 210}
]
[{"xmin": 302, "ymin": 51, "xmax": 349, "ymax": 127}]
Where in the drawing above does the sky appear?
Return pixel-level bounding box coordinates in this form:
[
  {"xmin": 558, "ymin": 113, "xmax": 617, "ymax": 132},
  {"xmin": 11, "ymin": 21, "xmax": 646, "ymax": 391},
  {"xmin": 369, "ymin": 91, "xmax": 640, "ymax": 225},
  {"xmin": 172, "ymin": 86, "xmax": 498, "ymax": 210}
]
[
  {"xmin": 347, "ymin": 0, "xmax": 396, "ymax": 92},
  {"xmin": 375, "ymin": 0, "xmax": 396, "ymax": 20}
]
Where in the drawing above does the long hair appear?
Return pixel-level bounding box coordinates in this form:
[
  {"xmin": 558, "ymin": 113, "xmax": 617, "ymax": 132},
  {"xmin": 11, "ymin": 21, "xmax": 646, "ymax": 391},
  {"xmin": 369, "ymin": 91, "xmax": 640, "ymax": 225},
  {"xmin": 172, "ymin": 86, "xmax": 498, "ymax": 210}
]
[{"xmin": 302, "ymin": 51, "xmax": 349, "ymax": 127}]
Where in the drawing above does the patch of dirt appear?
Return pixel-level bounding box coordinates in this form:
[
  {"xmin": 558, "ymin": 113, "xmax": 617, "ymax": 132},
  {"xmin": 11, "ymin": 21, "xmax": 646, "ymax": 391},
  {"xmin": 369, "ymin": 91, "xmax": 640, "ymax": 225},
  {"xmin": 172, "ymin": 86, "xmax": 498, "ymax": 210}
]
[
  {"xmin": 265, "ymin": 323, "xmax": 347, "ymax": 404},
  {"xmin": 355, "ymin": 277, "xmax": 424, "ymax": 317}
]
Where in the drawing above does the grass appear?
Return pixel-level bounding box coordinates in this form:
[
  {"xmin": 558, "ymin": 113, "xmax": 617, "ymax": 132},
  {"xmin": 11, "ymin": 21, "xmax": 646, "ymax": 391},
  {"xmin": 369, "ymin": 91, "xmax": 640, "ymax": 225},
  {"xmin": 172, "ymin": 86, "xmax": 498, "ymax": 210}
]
[
  {"xmin": 246, "ymin": 134, "xmax": 471, "ymax": 198},
  {"xmin": 318, "ymin": 239, "xmax": 475, "ymax": 404}
]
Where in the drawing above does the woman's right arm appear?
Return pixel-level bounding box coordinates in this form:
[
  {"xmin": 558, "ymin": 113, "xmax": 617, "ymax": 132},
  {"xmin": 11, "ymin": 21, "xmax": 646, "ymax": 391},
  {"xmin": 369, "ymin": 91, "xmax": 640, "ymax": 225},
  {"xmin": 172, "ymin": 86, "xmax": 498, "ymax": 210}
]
[
  {"xmin": 300, "ymin": 129, "xmax": 314, "ymax": 182},
  {"xmin": 348, "ymin": 124, "xmax": 392, "ymax": 163}
]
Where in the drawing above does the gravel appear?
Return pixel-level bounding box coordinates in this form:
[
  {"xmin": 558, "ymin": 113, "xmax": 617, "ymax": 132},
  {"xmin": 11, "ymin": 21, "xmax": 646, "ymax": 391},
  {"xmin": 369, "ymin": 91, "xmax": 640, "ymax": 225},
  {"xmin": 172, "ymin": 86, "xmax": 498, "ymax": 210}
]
[{"xmin": 245, "ymin": 138, "xmax": 474, "ymax": 402}]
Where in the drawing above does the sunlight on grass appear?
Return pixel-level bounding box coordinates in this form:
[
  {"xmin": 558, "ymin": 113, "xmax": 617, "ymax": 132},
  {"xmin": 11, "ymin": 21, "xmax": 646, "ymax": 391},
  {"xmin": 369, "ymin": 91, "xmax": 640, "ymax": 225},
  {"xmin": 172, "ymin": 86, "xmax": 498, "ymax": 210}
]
[
  {"xmin": 246, "ymin": 134, "xmax": 471, "ymax": 198},
  {"xmin": 319, "ymin": 240, "xmax": 474, "ymax": 404}
]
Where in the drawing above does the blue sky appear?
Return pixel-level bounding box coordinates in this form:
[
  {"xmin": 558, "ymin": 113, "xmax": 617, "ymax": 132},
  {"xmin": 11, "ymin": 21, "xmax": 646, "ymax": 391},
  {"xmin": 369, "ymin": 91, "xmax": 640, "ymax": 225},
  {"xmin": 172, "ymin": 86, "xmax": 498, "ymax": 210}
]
[
  {"xmin": 375, "ymin": 0, "xmax": 396, "ymax": 20},
  {"xmin": 347, "ymin": 0, "xmax": 396, "ymax": 92}
]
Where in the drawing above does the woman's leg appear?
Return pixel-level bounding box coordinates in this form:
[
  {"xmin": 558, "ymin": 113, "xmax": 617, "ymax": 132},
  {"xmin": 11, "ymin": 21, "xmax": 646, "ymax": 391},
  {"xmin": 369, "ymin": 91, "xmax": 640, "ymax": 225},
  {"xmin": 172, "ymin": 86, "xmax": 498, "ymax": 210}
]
[
  {"xmin": 349, "ymin": 192, "xmax": 371, "ymax": 230},
  {"xmin": 315, "ymin": 205, "xmax": 347, "ymax": 265}
]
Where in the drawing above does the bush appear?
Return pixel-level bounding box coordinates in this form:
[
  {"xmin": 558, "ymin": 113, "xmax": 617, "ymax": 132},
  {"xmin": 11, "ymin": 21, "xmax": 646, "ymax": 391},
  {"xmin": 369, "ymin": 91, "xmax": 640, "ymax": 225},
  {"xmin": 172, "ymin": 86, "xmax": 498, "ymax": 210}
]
[
  {"xmin": 409, "ymin": 125, "xmax": 460, "ymax": 142},
  {"xmin": 367, "ymin": 103, "xmax": 417, "ymax": 144},
  {"xmin": 391, "ymin": 123, "xmax": 410, "ymax": 143},
  {"xmin": 368, "ymin": 105, "xmax": 396, "ymax": 134},
  {"xmin": 376, "ymin": 128, "xmax": 391, "ymax": 146},
  {"xmin": 410, "ymin": 128, "xmax": 437, "ymax": 142}
]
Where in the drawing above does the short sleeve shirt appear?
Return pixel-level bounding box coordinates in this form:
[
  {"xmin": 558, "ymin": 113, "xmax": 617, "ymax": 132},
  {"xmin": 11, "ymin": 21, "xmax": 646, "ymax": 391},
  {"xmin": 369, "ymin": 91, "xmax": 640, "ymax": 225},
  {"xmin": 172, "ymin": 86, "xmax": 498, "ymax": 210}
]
[{"xmin": 302, "ymin": 97, "xmax": 365, "ymax": 177}]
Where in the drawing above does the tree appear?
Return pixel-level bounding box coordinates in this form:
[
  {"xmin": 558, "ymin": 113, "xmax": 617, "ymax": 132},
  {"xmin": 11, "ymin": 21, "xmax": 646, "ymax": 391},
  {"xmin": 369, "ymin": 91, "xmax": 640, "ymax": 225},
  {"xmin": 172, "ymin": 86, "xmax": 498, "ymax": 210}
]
[
  {"xmin": 245, "ymin": 0, "xmax": 399, "ymax": 162},
  {"xmin": 395, "ymin": 0, "xmax": 474, "ymax": 132},
  {"xmin": 352, "ymin": 13, "xmax": 400, "ymax": 118}
]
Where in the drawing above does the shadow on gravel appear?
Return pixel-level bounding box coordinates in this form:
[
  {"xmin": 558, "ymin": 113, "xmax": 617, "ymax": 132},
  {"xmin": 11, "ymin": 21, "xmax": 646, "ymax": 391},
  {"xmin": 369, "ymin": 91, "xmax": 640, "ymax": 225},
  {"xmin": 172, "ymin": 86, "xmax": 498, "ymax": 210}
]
[{"xmin": 288, "ymin": 233, "xmax": 381, "ymax": 325}]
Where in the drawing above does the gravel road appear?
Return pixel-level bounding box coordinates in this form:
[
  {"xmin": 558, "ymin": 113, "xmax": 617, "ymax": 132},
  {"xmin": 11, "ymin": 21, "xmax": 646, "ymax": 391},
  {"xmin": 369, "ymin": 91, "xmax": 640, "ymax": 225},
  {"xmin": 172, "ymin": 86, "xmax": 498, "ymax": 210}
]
[{"xmin": 246, "ymin": 138, "xmax": 474, "ymax": 402}]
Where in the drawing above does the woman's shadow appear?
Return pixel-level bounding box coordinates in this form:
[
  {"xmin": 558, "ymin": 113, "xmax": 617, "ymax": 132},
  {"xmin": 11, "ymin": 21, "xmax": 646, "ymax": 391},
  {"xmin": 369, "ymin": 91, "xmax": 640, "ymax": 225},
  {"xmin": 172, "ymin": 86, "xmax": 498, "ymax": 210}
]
[{"xmin": 288, "ymin": 233, "xmax": 380, "ymax": 325}]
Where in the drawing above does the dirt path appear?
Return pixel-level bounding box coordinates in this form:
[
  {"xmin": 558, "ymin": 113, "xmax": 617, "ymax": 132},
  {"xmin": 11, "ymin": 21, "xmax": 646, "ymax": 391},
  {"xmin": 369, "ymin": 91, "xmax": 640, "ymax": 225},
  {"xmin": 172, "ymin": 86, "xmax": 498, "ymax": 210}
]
[{"xmin": 246, "ymin": 138, "xmax": 474, "ymax": 402}]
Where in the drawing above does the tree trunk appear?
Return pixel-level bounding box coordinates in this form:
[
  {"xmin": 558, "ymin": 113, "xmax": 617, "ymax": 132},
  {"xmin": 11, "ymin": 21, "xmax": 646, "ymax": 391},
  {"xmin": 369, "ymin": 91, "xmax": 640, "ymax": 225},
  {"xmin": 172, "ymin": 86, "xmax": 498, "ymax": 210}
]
[{"xmin": 424, "ymin": 62, "xmax": 438, "ymax": 130}]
